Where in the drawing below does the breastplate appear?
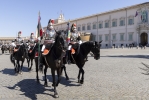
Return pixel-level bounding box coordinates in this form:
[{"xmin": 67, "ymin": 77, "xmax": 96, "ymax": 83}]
[
  {"xmin": 16, "ymin": 37, "xmax": 22, "ymax": 44},
  {"xmin": 46, "ymin": 30, "xmax": 55, "ymax": 40},
  {"xmin": 71, "ymin": 32, "xmax": 78, "ymax": 42},
  {"xmin": 30, "ymin": 38, "xmax": 34, "ymax": 43}
]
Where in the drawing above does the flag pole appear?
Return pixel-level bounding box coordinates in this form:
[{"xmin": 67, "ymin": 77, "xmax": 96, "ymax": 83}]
[{"xmin": 38, "ymin": 11, "xmax": 41, "ymax": 69}]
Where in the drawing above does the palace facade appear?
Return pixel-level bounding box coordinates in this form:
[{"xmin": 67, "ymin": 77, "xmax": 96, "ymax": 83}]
[{"xmin": 44, "ymin": 2, "xmax": 149, "ymax": 48}]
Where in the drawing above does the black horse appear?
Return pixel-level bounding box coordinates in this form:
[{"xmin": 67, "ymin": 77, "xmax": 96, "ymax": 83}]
[
  {"xmin": 10, "ymin": 43, "xmax": 28, "ymax": 75},
  {"xmin": 61, "ymin": 41, "xmax": 102, "ymax": 84},
  {"xmin": 38, "ymin": 30, "xmax": 65, "ymax": 98},
  {"xmin": 27, "ymin": 43, "xmax": 37, "ymax": 71}
]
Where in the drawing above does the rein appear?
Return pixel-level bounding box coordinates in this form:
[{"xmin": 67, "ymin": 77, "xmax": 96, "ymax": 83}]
[{"xmin": 44, "ymin": 37, "xmax": 64, "ymax": 68}]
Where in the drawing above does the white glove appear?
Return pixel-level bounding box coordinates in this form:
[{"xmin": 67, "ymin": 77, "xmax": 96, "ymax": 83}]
[
  {"xmin": 38, "ymin": 37, "xmax": 40, "ymax": 41},
  {"xmin": 41, "ymin": 45, "xmax": 45, "ymax": 52},
  {"xmin": 67, "ymin": 45, "xmax": 72, "ymax": 50},
  {"xmin": 79, "ymin": 40, "xmax": 82, "ymax": 44}
]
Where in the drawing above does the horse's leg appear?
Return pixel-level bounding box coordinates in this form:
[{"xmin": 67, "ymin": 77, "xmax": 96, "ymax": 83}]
[
  {"xmin": 77, "ymin": 69, "xmax": 81, "ymax": 83},
  {"xmin": 30, "ymin": 58, "xmax": 33, "ymax": 70},
  {"xmin": 62, "ymin": 65, "xmax": 69, "ymax": 80},
  {"xmin": 51, "ymin": 69, "xmax": 58, "ymax": 98},
  {"xmin": 80, "ymin": 67, "xmax": 85, "ymax": 84},
  {"xmin": 28, "ymin": 58, "xmax": 30, "ymax": 70},
  {"xmin": 44, "ymin": 66, "xmax": 48, "ymax": 87},
  {"xmin": 16, "ymin": 60, "xmax": 20, "ymax": 74},
  {"xmin": 56, "ymin": 67, "xmax": 62, "ymax": 86},
  {"xmin": 35, "ymin": 58, "xmax": 39, "ymax": 83},
  {"xmin": 20, "ymin": 60, "xmax": 24, "ymax": 74}
]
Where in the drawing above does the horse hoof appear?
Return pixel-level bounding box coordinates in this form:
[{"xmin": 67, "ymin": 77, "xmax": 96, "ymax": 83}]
[
  {"xmin": 54, "ymin": 93, "xmax": 59, "ymax": 98},
  {"xmin": 78, "ymin": 80, "xmax": 80, "ymax": 83},
  {"xmin": 80, "ymin": 80, "xmax": 84, "ymax": 84},
  {"xmin": 15, "ymin": 73, "xmax": 18, "ymax": 76},
  {"xmin": 44, "ymin": 83, "xmax": 48, "ymax": 87},
  {"xmin": 37, "ymin": 80, "xmax": 40, "ymax": 83},
  {"xmin": 66, "ymin": 77, "xmax": 69, "ymax": 80}
]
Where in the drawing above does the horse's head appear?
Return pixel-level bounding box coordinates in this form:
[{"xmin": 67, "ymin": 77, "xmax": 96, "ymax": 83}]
[
  {"xmin": 91, "ymin": 41, "xmax": 102, "ymax": 60},
  {"xmin": 21, "ymin": 43, "xmax": 29, "ymax": 58},
  {"xmin": 54, "ymin": 30, "xmax": 65, "ymax": 51}
]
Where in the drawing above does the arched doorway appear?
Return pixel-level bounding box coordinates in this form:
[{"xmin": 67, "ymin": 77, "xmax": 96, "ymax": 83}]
[{"xmin": 140, "ymin": 32, "xmax": 148, "ymax": 46}]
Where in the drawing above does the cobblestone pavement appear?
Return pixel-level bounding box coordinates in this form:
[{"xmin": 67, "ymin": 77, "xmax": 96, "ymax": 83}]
[{"xmin": 1, "ymin": 48, "xmax": 149, "ymax": 100}]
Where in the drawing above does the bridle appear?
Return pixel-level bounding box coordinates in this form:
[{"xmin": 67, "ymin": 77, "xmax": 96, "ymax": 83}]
[{"xmin": 91, "ymin": 42, "xmax": 99, "ymax": 58}]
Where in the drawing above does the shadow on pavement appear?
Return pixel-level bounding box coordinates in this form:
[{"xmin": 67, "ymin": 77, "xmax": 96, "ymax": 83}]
[
  {"xmin": 2, "ymin": 67, "xmax": 32, "ymax": 76},
  {"xmin": 5, "ymin": 79, "xmax": 50, "ymax": 99},
  {"xmin": 101, "ymin": 55, "xmax": 149, "ymax": 59},
  {"xmin": 139, "ymin": 62, "xmax": 149, "ymax": 75},
  {"xmin": 42, "ymin": 75, "xmax": 81, "ymax": 87}
]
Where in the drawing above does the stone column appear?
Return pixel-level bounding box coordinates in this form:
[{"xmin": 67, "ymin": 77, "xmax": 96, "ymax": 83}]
[{"xmin": 136, "ymin": 32, "xmax": 138, "ymax": 45}]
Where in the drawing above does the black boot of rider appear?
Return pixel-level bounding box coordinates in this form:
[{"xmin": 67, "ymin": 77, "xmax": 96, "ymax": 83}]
[
  {"xmin": 67, "ymin": 50, "xmax": 71, "ymax": 64},
  {"xmin": 39, "ymin": 54, "xmax": 44, "ymax": 71}
]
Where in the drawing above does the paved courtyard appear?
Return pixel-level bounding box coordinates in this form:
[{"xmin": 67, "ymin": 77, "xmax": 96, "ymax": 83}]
[{"xmin": 1, "ymin": 48, "xmax": 149, "ymax": 100}]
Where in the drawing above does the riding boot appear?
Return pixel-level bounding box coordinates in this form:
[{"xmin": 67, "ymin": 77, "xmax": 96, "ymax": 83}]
[
  {"xmin": 67, "ymin": 50, "xmax": 71, "ymax": 64},
  {"xmin": 39, "ymin": 54, "xmax": 44, "ymax": 71},
  {"xmin": 12, "ymin": 51, "xmax": 15, "ymax": 60}
]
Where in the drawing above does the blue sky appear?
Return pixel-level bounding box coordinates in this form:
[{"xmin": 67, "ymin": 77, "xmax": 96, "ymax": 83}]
[{"xmin": 0, "ymin": 0, "xmax": 148, "ymax": 37}]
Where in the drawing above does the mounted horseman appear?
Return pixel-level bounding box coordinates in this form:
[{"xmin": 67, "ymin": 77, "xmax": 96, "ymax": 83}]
[
  {"xmin": 12, "ymin": 31, "xmax": 24, "ymax": 60},
  {"xmin": 26, "ymin": 32, "xmax": 38, "ymax": 70},
  {"xmin": 28, "ymin": 32, "xmax": 36, "ymax": 53},
  {"xmin": 66, "ymin": 23, "xmax": 88, "ymax": 64},
  {"xmin": 39, "ymin": 19, "xmax": 56, "ymax": 69}
]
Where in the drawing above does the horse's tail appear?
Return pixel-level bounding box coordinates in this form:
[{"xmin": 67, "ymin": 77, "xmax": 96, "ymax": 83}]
[{"xmin": 10, "ymin": 54, "xmax": 14, "ymax": 64}]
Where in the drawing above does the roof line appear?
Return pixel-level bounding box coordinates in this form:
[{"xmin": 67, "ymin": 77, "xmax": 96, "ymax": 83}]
[{"xmin": 54, "ymin": 2, "xmax": 149, "ymax": 26}]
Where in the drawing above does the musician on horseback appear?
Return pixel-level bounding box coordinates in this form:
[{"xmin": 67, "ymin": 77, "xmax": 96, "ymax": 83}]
[
  {"xmin": 67, "ymin": 23, "xmax": 83, "ymax": 64},
  {"xmin": 39, "ymin": 19, "xmax": 56, "ymax": 68},
  {"xmin": 12, "ymin": 31, "xmax": 24, "ymax": 60}
]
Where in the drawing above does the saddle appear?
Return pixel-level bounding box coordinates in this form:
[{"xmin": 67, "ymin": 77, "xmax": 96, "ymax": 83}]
[
  {"xmin": 42, "ymin": 40, "xmax": 53, "ymax": 55},
  {"xmin": 29, "ymin": 44, "xmax": 35, "ymax": 53},
  {"xmin": 14, "ymin": 45, "xmax": 20, "ymax": 52},
  {"xmin": 42, "ymin": 49, "xmax": 50, "ymax": 55}
]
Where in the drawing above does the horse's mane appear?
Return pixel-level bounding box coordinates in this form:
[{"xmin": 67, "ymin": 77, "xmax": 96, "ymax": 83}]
[{"xmin": 80, "ymin": 41, "xmax": 94, "ymax": 53}]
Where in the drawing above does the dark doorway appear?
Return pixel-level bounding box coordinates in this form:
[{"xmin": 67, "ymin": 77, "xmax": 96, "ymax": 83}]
[{"xmin": 140, "ymin": 33, "xmax": 148, "ymax": 46}]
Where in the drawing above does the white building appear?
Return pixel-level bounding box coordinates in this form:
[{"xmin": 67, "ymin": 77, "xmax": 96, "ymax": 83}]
[{"xmin": 45, "ymin": 2, "xmax": 149, "ymax": 48}]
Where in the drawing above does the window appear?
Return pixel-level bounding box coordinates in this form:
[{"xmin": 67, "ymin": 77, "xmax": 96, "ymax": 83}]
[
  {"xmin": 112, "ymin": 21, "xmax": 117, "ymax": 27},
  {"xmin": 128, "ymin": 19, "xmax": 134, "ymax": 25},
  {"xmin": 99, "ymin": 23, "xmax": 102, "ymax": 29},
  {"xmin": 129, "ymin": 33, "xmax": 133, "ymax": 41},
  {"xmin": 112, "ymin": 34, "xmax": 116, "ymax": 40},
  {"xmin": 120, "ymin": 20, "xmax": 124, "ymax": 26},
  {"xmin": 87, "ymin": 25, "xmax": 91, "ymax": 30},
  {"xmin": 105, "ymin": 35, "xmax": 108, "ymax": 41},
  {"xmin": 82, "ymin": 26, "xmax": 85, "ymax": 30},
  {"xmin": 99, "ymin": 35, "xmax": 102, "ymax": 41},
  {"xmin": 120, "ymin": 34, "xmax": 124, "ymax": 41},
  {"xmin": 105, "ymin": 22, "xmax": 109, "ymax": 28},
  {"xmin": 93, "ymin": 24, "xmax": 96, "ymax": 29},
  {"xmin": 78, "ymin": 27, "xmax": 81, "ymax": 31}
]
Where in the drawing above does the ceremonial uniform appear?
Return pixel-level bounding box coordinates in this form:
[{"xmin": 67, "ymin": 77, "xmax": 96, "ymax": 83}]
[
  {"xmin": 67, "ymin": 23, "xmax": 82, "ymax": 64},
  {"xmin": 12, "ymin": 31, "xmax": 23, "ymax": 60},
  {"xmin": 39, "ymin": 19, "xmax": 56, "ymax": 68},
  {"xmin": 28, "ymin": 33, "xmax": 36, "ymax": 51}
]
